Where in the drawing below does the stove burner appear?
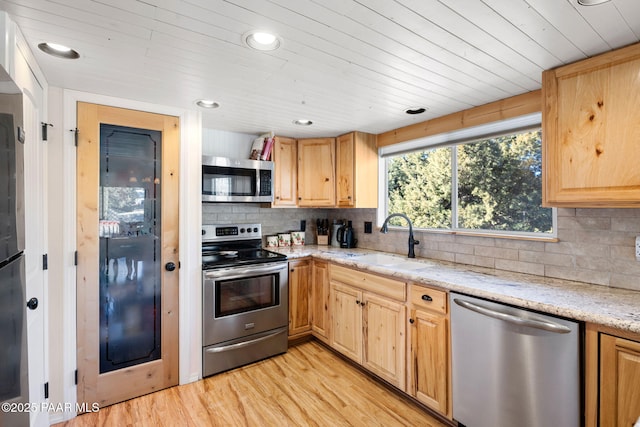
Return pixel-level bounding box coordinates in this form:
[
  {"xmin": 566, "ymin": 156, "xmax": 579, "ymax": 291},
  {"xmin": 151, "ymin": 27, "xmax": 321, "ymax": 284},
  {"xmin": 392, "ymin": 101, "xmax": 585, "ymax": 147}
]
[{"xmin": 201, "ymin": 223, "xmax": 287, "ymax": 269}]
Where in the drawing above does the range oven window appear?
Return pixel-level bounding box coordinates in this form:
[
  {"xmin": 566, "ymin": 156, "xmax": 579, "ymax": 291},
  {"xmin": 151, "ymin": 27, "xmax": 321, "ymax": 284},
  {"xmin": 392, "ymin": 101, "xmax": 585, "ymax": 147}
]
[
  {"xmin": 202, "ymin": 165, "xmax": 255, "ymax": 197},
  {"xmin": 215, "ymin": 273, "xmax": 279, "ymax": 317}
]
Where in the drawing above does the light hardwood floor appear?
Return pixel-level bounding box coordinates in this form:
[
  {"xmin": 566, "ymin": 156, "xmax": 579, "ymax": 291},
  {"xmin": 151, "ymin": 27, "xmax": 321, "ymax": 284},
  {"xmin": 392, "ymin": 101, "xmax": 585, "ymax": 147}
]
[{"xmin": 55, "ymin": 340, "xmax": 450, "ymax": 427}]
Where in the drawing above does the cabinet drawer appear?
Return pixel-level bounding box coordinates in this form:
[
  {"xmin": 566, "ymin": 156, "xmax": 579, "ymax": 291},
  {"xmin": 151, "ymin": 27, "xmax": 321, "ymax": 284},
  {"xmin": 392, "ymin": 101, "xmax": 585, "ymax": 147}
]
[
  {"xmin": 330, "ymin": 264, "xmax": 406, "ymax": 301},
  {"xmin": 410, "ymin": 285, "xmax": 447, "ymax": 314}
]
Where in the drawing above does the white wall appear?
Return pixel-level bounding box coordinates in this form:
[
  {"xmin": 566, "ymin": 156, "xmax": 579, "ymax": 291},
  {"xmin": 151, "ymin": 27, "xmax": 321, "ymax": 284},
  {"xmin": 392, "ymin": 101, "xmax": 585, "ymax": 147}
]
[{"xmin": 202, "ymin": 127, "xmax": 259, "ymax": 158}]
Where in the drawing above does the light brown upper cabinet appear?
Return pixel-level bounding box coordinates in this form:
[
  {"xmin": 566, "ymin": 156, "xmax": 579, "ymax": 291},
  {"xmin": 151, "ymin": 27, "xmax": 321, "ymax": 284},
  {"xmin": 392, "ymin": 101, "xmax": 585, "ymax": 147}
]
[
  {"xmin": 272, "ymin": 136, "xmax": 298, "ymax": 207},
  {"xmin": 297, "ymin": 138, "xmax": 336, "ymax": 207},
  {"xmin": 336, "ymin": 132, "xmax": 378, "ymax": 208},
  {"xmin": 542, "ymin": 42, "xmax": 640, "ymax": 207}
]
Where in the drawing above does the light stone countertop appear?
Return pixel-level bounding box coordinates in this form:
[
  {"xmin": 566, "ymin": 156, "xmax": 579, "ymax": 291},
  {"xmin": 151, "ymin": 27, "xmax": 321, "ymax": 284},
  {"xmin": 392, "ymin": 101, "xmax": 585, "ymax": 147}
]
[{"xmin": 270, "ymin": 245, "xmax": 640, "ymax": 335}]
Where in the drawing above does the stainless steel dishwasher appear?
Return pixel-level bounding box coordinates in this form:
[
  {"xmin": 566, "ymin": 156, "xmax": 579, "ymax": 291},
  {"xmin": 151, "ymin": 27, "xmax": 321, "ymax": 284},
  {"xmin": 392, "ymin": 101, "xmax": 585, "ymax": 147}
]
[{"xmin": 450, "ymin": 292, "xmax": 582, "ymax": 427}]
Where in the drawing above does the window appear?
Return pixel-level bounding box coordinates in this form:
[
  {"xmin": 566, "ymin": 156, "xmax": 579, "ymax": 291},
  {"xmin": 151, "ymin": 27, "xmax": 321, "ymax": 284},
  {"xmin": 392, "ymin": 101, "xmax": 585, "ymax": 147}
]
[{"xmin": 381, "ymin": 114, "xmax": 555, "ymax": 238}]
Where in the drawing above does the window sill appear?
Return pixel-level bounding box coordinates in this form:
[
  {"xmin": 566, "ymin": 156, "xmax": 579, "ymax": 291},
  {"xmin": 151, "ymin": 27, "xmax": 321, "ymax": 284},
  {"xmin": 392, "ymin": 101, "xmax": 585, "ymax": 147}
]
[{"xmin": 384, "ymin": 226, "xmax": 558, "ymax": 243}]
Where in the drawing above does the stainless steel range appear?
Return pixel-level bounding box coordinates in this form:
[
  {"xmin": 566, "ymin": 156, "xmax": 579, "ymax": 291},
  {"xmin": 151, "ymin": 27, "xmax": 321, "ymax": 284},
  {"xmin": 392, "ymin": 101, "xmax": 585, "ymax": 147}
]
[{"xmin": 202, "ymin": 223, "xmax": 288, "ymax": 377}]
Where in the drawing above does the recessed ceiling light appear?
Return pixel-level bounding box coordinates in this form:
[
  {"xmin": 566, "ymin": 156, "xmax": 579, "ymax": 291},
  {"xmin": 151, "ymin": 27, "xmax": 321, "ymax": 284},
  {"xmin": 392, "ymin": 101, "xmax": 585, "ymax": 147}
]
[
  {"xmin": 293, "ymin": 119, "xmax": 313, "ymax": 126},
  {"xmin": 242, "ymin": 30, "xmax": 282, "ymax": 51},
  {"xmin": 404, "ymin": 107, "xmax": 427, "ymax": 115},
  {"xmin": 577, "ymin": 0, "xmax": 611, "ymax": 5},
  {"xmin": 38, "ymin": 42, "xmax": 80, "ymax": 59},
  {"xmin": 195, "ymin": 99, "xmax": 220, "ymax": 109}
]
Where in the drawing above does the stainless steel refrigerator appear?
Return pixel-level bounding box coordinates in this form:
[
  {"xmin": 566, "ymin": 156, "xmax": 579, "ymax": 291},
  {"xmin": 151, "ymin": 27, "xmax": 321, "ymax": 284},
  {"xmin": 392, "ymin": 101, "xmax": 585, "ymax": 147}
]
[{"xmin": 0, "ymin": 100, "xmax": 29, "ymax": 426}]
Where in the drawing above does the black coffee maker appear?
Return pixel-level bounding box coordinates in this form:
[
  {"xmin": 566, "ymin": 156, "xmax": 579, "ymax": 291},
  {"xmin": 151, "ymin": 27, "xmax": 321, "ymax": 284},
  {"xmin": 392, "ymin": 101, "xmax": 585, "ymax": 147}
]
[{"xmin": 337, "ymin": 220, "xmax": 357, "ymax": 248}]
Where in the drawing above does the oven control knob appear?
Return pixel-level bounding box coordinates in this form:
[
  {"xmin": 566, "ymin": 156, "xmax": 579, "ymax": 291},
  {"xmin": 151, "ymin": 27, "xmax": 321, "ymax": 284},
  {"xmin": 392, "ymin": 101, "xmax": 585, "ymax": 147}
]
[
  {"xmin": 253, "ymin": 227, "xmax": 258, "ymax": 233},
  {"xmin": 165, "ymin": 262, "xmax": 176, "ymax": 272},
  {"xmin": 240, "ymin": 228, "xmax": 245, "ymax": 233}
]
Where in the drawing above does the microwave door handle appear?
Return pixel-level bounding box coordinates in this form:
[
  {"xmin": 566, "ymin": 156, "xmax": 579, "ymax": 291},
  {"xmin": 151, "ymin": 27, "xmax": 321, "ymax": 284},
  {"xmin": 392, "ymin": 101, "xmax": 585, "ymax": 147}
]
[{"xmin": 204, "ymin": 263, "xmax": 287, "ymax": 280}]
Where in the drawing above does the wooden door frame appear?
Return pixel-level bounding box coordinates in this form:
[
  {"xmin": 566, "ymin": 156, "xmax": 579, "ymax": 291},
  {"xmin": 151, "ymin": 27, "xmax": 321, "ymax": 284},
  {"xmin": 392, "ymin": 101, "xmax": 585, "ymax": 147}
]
[{"xmin": 76, "ymin": 102, "xmax": 180, "ymax": 407}]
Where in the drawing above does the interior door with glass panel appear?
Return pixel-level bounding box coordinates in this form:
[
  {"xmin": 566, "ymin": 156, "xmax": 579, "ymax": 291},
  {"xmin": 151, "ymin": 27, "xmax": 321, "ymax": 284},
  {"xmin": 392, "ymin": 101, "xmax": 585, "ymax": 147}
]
[{"xmin": 76, "ymin": 103, "xmax": 179, "ymax": 408}]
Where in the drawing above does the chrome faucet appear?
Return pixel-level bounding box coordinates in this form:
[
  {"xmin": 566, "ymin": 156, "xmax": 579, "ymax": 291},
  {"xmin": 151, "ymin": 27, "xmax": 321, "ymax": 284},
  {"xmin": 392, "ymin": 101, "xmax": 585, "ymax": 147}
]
[{"xmin": 380, "ymin": 213, "xmax": 420, "ymax": 258}]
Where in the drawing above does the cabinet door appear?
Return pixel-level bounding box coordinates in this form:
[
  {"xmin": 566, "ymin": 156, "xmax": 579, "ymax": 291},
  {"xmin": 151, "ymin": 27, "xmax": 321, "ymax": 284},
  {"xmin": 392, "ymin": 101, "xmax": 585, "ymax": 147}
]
[
  {"xmin": 272, "ymin": 136, "xmax": 297, "ymax": 207},
  {"xmin": 288, "ymin": 259, "xmax": 312, "ymax": 337},
  {"xmin": 336, "ymin": 133, "xmax": 355, "ymax": 207},
  {"xmin": 363, "ymin": 293, "xmax": 406, "ymax": 390},
  {"xmin": 297, "ymin": 138, "xmax": 335, "ymax": 206},
  {"xmin": 542, "ymin": 43, "xmax": 640, "ymax": 207},
  {"xmin": 600, "ymin": 334, "xmax": 640, "ymax": 426},
  {"xmin": 311, "ymin": 260, "xmax": 330, "ymax": 342},
  {"xmin": 330, "ymin": 282, "xmax": 362, "ymax": 363},
  {"xmin": 336, "ymin": 132, "xmax": 378, "ymax": 208},
  {"xmin": 409, "ymin": 308, "xmax": 450, "ymax": 417}
]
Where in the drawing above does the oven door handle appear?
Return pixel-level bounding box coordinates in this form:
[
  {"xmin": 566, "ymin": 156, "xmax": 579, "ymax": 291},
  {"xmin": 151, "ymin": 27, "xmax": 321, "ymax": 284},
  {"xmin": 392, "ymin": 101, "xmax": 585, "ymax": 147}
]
[
  {"xmin": 204, "ymin": 262, "xmax": 287, "ymax": 280},
  {"xmin": 205, "ymin": 329, "xmax": 287, "ymax": 354}
]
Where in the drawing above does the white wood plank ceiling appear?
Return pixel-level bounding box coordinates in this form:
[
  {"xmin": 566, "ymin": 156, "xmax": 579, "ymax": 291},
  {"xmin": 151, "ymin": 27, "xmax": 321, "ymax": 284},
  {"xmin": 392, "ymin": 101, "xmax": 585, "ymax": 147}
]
[{"xmin": 1, "ymin": 0, "xmax": 639, "ymax": 138}]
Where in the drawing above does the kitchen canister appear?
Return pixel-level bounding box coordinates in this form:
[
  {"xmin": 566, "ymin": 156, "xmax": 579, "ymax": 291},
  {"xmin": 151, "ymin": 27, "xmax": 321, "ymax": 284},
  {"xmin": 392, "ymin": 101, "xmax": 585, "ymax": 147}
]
[
  {"xmin": 277, "ymin": 233, "xmax": 291, "ymax": 247},
  {"xmin": 265, "ymin": 235, "xmax": 279, "ymax": 248},
  {"xmin": 291, "ymin": 231, "xmax": 305, "ymax": 246}
]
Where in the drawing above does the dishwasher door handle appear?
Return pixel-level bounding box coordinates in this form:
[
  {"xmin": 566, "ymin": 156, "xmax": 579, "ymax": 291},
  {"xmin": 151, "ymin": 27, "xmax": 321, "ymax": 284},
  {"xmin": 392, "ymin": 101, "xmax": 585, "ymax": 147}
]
[{"xmin": 453, "ymin": 298, "xmax": 572, "ymax": 334}]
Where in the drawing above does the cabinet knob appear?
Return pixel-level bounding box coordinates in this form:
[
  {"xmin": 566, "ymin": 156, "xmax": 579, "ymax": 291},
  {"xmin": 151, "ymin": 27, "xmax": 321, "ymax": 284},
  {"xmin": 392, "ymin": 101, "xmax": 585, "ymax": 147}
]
[
  {"xmin": 27, "ymin": 297, "xmax": 39, "ymax": 310},
  {"xmin": 409, "ymin": 318, "xmax": 415, "ymax": 324},
  {"xmin": 360, "ymin": 302, "xmax": 365, "ymax": 307},
  {"xmin": 291, "ymin": 269, "xmax": 295, "ymax": 272},
  {"xmin": 421, "ymin": 294, "xmax": 433, "ymax": 302},
  {"xmin": 276, "ymin": 196, "xmax": 280, "ymax": 199},
  {"xmin": 165, "ymin": 262, "xmax": 176, "ymax": 272}
]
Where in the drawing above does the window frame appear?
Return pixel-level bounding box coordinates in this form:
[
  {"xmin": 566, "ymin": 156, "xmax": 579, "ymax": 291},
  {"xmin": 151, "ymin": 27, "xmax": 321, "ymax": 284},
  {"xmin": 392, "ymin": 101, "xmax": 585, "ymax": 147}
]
[{"xmin": 378, "ymin": 113, "xmax": 557, "ymax": 240}]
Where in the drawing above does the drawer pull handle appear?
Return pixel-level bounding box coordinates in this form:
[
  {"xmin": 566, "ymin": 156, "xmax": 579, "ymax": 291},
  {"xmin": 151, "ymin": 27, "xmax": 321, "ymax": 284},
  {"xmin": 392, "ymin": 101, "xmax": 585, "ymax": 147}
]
[{"xmin": 421, "ymin": 294, "xmax": 433, "ymax": 302}]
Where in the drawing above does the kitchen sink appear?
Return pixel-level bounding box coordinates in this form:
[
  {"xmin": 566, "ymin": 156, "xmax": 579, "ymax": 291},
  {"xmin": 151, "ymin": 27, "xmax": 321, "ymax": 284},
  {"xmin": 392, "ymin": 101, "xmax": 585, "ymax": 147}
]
[
  {"xmin": 385, "ymin": 261, "xmax": 433, "ymax": 271},
  {"xmin": 352, "ymin": 253, "xmax": 405, "ymax": 265},
  {"xmin": 352, "ymin": 253, "xmax": 434, "ymax": 270}
]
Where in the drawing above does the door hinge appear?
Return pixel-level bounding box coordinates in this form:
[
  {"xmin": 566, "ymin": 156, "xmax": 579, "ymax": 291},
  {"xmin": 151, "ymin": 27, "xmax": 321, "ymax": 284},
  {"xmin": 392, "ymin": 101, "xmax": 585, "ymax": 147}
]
[
  {"xmin": 41, "ymin": 122, "xmax": 53, "ymax": 141},
  {"xmin": 43, "ymin": 253, "xmax": 48, "ymax": 270},
  {"xmin": 74, "ymin": 370, "xmax": 78, "ymax": 385},
  {"xmin": 17, "ymin": 126, "xmax": 25, "ymax": 144},
  {"xmin": 72, "ymin": 128, "xmax": 78, "ymax": 146},
  {"xmin": 44, "ymin": 382, "xmax": 49, "ymax": 399},
  {"xmin": 74, "ymin": 251, "xmax": 78, "ymax": 266}
]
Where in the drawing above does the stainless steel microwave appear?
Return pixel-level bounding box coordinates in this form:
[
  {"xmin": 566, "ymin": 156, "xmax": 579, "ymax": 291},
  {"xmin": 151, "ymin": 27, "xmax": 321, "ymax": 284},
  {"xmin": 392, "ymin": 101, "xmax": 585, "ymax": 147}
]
[{"xmin": 202, "ymin": 156, "xmax": 274, "ymax": 203}]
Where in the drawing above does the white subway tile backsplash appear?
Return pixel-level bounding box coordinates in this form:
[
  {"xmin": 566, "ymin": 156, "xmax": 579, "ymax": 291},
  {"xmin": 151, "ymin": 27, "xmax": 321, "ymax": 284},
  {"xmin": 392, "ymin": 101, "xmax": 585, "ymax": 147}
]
[
  {"xmin": 474, "ymin": 246, "xmax": 519, "ymax": 260},
  {"xmin": 545, "ymin": 265, "xmax": 610, "ymax": 286},
  {"xmin": 519, "ymin": 250, "xmax": 574, "ymax": 267},
  {"xmin": 202, "ymin": 204, "xmax": 640, "ymax": 291},
  {"xmin": 455, "ymin": 253, "xmax": 495, "ymax": 268},
  {"xmin": 610, "ymin": 274, "xmax": 640, "ymax": 291},
  {"xmin": 611, "ymin": 217, "xmax": 640, "ymax": 232},
  {"xmin": 495, "ymin": 259, "xmax": 544, "ymax": 276}
]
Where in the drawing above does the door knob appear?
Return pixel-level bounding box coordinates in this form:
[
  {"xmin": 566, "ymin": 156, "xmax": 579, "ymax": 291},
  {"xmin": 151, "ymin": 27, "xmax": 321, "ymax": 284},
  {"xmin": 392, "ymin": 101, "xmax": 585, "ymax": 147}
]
[
  {"xmin": 27, "ymin": 297, "xmax": 39, "ymax": 310},
  {"xmin": 165, "ymin": 262, "xmax": 176, "ymax": 272}
]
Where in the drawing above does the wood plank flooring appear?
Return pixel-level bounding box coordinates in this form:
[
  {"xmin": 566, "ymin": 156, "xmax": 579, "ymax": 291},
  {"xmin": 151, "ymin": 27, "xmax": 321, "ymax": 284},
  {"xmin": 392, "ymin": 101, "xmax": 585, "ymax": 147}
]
[{"xmin": 55, "ymin": 340, "xmax": 450, "ymax": 427}]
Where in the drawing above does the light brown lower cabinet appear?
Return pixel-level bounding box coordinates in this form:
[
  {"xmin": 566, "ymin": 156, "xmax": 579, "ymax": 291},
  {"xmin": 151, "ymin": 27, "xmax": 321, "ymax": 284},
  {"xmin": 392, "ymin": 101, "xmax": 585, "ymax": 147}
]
[
  {"xmin": 310, "ymin": 260, "xmax": 330, "ymax": 342},
  {"xmin": 329, "ymin": 265, "xmax": 407, "ymax": 390},
  {"xmin": 407, "ymin": 284, "xmax": 451, "ymax": 419},
  {"xmin": 288, "ymin": 259, "xmax": 312, "ymax": 338},
  {"xmin": 599, "ymin": 333, "xmax": 640, "ymax": 426}
]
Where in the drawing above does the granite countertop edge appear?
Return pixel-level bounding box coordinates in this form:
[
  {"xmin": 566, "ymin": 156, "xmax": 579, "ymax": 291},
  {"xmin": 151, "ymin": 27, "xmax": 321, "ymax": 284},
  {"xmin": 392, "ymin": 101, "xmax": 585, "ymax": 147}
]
[{"xmin": 271, "ymin": 245, "xmax": 640, "ymax": 335}]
